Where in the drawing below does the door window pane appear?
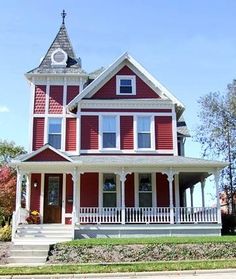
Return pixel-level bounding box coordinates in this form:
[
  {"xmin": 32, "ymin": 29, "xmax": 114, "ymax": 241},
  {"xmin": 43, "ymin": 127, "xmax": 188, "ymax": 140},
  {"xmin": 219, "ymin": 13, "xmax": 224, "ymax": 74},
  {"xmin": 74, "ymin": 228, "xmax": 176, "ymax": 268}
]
[{"xmin": 48, "ymin": 177, "xmax": 60, "ymax": 206}]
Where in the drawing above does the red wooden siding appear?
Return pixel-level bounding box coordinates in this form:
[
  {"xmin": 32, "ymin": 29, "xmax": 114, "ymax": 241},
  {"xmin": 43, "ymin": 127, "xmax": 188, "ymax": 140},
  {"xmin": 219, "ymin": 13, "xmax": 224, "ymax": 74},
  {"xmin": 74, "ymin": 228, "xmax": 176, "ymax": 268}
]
[
  {"xmin": 65, "ymin": 118, "xmax": 77, "ymax": 151},
  {"xmin": 80, "ymin": 173, "xmax": 99, "ymax": 207},
  {"xmin": 30, "ymin": 173, "xmax": 41, "ymax": 212},
  {"xmin": 81, "ymin": 116, "xmax": 99, "ymax": 149},
  {"xmin": 34, "ymin": 85, "xmax": 46, "ymax": 114},
  {"xmin": 120, "ymin": 116, "xmax": 133, "ymax": 150},
  {"xmin": 27, "ymin": 148, "xmax": 69, "ymax": 162},
  {"xmin": 32, "ymin": 117, "xmax": 45, "ymax": 151},
  {"xmin": 49, "ymin": 86, "xmax": 63, "ymax": 114},
  {"xmin": 67, "ymin": 86, "xmax": 79, "ymax": 104},
  {"xmin": 156, "ymin": 173, "xmax": 169, "ymax": 207},
  {"xmin": 125, "ymin": 173, "xmax": 134, "ymax": 207},
  {"xmin": 66, "ymin": 174, "xmax": 73, "ymax": 213},
  {"xmin": 92, "ymin": 66, "xmax": 160, "ymax": 99},
  {"xmin": 155, "ymin": 116, "xmax": 173, "ymax": 150}
]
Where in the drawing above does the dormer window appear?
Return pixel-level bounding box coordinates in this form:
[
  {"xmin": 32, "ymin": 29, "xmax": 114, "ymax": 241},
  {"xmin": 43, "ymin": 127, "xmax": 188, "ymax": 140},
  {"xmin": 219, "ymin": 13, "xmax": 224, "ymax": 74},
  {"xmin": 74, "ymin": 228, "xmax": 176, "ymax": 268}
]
[
  {"xmin": 116, "ymin": 75, "xmax": 136, "ymax": 95},
  {"xmin": 51, "ymin": 48, "xmax": 68, "ymax": 67}
]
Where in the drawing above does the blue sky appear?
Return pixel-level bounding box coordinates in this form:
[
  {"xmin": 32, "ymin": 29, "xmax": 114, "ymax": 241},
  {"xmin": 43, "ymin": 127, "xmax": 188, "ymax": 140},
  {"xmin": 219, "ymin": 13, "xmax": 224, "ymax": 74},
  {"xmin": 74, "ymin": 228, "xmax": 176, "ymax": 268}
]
[{"xmin": 0, "ymin": 1, "xmax": 235, "ymax": 204}]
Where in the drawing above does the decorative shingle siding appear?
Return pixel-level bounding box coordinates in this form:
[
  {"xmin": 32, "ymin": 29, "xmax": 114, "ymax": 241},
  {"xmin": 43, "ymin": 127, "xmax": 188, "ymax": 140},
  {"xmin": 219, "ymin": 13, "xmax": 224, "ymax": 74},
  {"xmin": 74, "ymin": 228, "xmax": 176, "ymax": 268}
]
[
  {"xmin": 80, "ymin": 173, "xmax": 99, "ymax": 207},
  {"xmin": 65, "ymin": 118, "xmax": 76, "ymax": 151},
  {"xmin": 34, "ymin": 85, "xmax": 46, "ymax": 114},
  {"xmin": 81, "ymin": 116, "xmax": 99, "ymax": 150},
  {"xmin": 49, "ymin": 85, "xmax": 63, "ymax": 114},
  {"xmin": 67, "ymin": 86, "xmax": 80, "ymax": 104},
  {"xmin": 120, "ymin": 116, "xmax": 133, "ymax": 150},
  {"xmin": 92, "ymin": 65, "xmax": 160, "ymax": 99},
  {"xmin": 32, "ymin": 117, "xmax": 45, "ymax": 151},
  {"xmin": 30, "ymin": 173, "xmax": 41, "ymax": 212},
  {"xmin": 155, "ymin": 116, "xmax": 173, "ymax": 150}
]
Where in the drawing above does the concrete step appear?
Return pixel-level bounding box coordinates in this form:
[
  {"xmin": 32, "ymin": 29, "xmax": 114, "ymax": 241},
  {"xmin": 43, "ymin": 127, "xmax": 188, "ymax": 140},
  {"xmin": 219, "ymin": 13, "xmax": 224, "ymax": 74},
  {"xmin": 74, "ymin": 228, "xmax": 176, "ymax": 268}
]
[
  {"xmin": 12, "ymin": 244, "xmax": 49, "ymax": 250},
  {"xmin": 18, "ymin": 224, "xmax": 72, "ymax": 230},
  {"xmin": 13, "ymin": 237, "xmax": 72, "ymax": 245},
  {"xmin": 16, "ymin": 231, "xmax": 72, "ymax": 236},
  {"xmin": 11, "ymin": 250, "xmax": 49, "ymax": 257},
  {"xmin": 8, "ymin": 256, "xmax": 47, "ymax": 264}
]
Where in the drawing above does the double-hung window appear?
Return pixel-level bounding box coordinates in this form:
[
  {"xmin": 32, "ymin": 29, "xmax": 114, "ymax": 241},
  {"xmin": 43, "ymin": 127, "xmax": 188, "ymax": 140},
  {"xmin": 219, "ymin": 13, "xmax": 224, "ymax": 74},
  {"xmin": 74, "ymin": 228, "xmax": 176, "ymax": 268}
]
[
  {"xmin": 48, "ymin": 118, "xmax": 62, "ymax": 149},
  {"xmin": 138, "ymin": 173, "xmax": 152, "ymax": 207},
  {"xmin": 103, "ymin": 173, "xmax": 117, "ymax": 207},
  {"xmin": 116, "ymin": 75, "xmax": 136, "ymax": 95},
  {"xmin": 102, "ymin": 116, "xmax": 117, "ymax": 149},
  {"xmin": 137, "ymin": 116, "xmax": 151, "ymax": 149}
]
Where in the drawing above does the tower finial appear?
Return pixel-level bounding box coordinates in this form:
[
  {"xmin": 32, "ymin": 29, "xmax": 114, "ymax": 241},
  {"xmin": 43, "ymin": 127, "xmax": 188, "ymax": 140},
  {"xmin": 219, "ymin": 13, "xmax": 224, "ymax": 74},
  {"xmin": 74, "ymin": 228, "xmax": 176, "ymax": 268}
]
[{"xmin": 61, "ymin": 10, "xmax": 67, "ymax": 25}]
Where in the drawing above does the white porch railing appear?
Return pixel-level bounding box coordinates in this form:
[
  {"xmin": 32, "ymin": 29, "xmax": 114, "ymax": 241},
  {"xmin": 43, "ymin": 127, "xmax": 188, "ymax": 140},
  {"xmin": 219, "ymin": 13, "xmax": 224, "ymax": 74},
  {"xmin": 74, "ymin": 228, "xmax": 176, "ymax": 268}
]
[
  {"xmin": 79, "ymin": 207, "xmax": 218, "ymax": 225},
  {"xmin": 12, "ymin": 207, "xmax": 21, "ymax": 239}
]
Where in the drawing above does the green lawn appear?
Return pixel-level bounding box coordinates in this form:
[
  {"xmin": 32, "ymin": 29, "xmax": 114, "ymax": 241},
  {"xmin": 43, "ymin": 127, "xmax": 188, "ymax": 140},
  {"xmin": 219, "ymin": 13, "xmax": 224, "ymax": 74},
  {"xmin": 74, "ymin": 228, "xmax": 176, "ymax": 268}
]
[
  {"xmin": 65, "ymin": 235, "xmax": 236, "ymax": 246},
  {"xmin": 1, "ymin": 260, "xmax": 236, "ymax": 275}
]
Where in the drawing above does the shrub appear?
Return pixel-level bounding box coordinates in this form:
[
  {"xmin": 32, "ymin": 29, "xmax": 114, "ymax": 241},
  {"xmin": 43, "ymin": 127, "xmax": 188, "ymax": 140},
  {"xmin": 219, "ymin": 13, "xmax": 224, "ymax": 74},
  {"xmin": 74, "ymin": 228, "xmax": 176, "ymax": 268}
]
[
  {"xmin": 0, "ymin": 225, "xmax": 12, "ymax": 241},
  {"xmin": 222, "ymin": 213, "xmax": 236, "ymax": 235}
]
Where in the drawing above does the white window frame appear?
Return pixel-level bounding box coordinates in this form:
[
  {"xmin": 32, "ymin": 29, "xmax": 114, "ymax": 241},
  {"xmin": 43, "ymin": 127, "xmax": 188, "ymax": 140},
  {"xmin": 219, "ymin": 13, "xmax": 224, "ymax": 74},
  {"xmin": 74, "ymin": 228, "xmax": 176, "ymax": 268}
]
[
  {"xmin": 99, "ymin": 173, "xmax": 120, "ymax": 207},
  {"xmin": 99, "ymin": 115, "xmax": 120, "ymax": 151},
  {"xmin": 134, "ymin": 115, "xmax": 155, "ymax": 151},
  {"xmin": 116, "ymin": 75, "xmax": 136, "ymax": 95},
  {"xmin": 134, "ymin": 173, "xmax": 156, "ymax": 207},
  {"xmin": 48, "ymin": 117, "xmax": 63, "ymax": 150}
]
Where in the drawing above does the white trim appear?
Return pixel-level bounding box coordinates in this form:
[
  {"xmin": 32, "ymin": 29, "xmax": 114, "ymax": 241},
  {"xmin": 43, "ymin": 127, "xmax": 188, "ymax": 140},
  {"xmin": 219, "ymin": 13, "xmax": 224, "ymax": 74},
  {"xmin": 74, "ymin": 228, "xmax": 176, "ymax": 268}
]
[
  {"xmin": 99, "ymin": 115, "xmax": 120, "ymax": 151},
  {"xmin": 134, "ymin": 115, "xmax": 155, "ymax": 151},
  {"xmin": 61, "ymin": 117, "xmax": 66, "ymax": 151},
  {"xmin": 116, "ymin": 75, "xmax": 136, "ymax": 95},
  {"xmin": 68, "ymin": 52, "xmax": 185, "ymax": 111},
  {"xmin": 172, "ymin": 107, "xmax": 178, "ymax": 156},
  {"xmin": 174, "ymin": 174, "xmax": 180, "ymax": 207},
  {"xmin": 62, "ymin": 173, "xmax": 66, "ymax": 224},
  {"xmin": 43, "ymin": 78, "xmax": 50, "ymax": 145},
  {"xmin": 63, "ymin": 77, "xmax": 67, "ymax": 115},
  {"xmin": 80, "ymin": 149, "xmax": 174, "ymax": 154},
  {"xmin": 65, "ymin": 213, "xmax": 72, "ymax": 218},
  {"xmin": 80, "ymin": 111, "xmax": 173, "ymax": 117},
  {"xmin": 51, "ymin": 48, "xmax": 68, "ymax": 67},
  {"xmin": 116, "ymin": 175, "xmax": 121, "ymax": 207},
  {"xmin": 29, "ymin": 79, "xmax": 35, "ymax": 152},
  {"xmin": 40, "ymin": 173, "xmax": 45, "ymax": 223}
]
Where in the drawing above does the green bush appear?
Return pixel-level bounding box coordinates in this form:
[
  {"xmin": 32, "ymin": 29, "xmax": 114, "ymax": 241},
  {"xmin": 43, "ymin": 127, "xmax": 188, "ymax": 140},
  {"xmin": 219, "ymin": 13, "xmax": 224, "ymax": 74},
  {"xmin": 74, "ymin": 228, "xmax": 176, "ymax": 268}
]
[
  {"xmin": 222, "ymin": 214, "xmax": 236, "ymax": 235},
  {"xmin": 0, "ymin": 225, "xmax": 12, "ymax": 241}
]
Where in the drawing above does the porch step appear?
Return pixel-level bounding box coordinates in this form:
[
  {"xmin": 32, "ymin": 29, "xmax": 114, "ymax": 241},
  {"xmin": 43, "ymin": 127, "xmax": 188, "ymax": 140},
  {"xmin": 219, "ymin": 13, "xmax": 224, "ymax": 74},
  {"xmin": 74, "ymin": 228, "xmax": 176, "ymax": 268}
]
[
  {"xmin": 13, "ymin": 224, "xmax": 73, "ymax": 245},
  {"xmin": 8, "ymin": 244, "xmax": 49, "ymax": 265}
]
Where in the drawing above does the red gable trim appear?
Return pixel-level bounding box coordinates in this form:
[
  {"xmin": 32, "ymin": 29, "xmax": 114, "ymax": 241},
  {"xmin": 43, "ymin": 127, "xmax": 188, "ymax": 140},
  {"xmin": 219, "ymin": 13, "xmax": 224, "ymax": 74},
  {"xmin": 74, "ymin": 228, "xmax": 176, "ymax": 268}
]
[{"xmin": 25, "ymin": 148, "xmax": 70, "ymax": 162}]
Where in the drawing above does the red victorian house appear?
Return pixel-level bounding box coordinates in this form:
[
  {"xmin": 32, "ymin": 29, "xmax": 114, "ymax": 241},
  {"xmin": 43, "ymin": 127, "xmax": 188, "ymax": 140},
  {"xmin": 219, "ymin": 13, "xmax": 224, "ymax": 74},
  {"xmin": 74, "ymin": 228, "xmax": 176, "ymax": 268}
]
[{"xmin": 12, "ymin": 14, "xmax": 226, "ymax": 244}]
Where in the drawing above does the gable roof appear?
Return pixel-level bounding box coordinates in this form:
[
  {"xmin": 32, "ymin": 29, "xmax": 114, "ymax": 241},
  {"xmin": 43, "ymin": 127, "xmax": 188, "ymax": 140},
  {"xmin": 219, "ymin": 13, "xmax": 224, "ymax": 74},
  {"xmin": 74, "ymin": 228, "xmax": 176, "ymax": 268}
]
[
  {"xmin": 26, "ymin": 23, "xmax": 86, "ymax": 75},
  {"xmin": 12, "ymin": 144, "xmax": 73, "ymax": 163},
  {"xmin": 67, "ymin": 52, "xmax": 185, "ymax": 115}
]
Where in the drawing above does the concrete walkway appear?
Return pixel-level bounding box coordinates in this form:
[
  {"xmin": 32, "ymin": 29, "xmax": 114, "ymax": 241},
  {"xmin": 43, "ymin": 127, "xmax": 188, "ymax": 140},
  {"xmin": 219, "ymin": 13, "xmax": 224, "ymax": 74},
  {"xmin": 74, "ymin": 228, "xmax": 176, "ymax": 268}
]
[{"xmin": 1, "ymin": 269, "xmax": 236, "ymax": 279}]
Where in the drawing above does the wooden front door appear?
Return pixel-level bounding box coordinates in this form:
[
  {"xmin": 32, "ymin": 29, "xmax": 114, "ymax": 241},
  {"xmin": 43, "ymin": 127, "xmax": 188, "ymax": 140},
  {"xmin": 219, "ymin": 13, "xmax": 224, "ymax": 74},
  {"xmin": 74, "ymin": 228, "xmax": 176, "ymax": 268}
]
[{"xmin": 44, "ymin": 174, "xmax": 62, "ymax": 223}]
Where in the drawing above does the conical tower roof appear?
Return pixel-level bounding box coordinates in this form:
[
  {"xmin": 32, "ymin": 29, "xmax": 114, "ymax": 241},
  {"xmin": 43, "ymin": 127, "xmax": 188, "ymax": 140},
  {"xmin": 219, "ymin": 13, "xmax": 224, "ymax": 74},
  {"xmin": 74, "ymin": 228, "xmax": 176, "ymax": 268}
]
[{"xmin": 27, "ymin": 11, "xmax": 85, "ymax": 74}]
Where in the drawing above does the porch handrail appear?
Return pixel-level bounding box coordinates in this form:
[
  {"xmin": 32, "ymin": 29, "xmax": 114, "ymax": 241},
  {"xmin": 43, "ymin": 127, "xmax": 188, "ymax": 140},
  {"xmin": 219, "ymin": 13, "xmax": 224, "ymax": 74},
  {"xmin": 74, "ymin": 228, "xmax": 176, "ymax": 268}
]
[
  {"xmin": 174, "ymin": 207, "xmax": 218, "ymax": 223},
  {"xmin": 80, "ymin": 207, "xmax": 122, "ymax": 224},
  {"xmin": 12, "ymin": 207, "xmax": 21, "ymax": 240}
]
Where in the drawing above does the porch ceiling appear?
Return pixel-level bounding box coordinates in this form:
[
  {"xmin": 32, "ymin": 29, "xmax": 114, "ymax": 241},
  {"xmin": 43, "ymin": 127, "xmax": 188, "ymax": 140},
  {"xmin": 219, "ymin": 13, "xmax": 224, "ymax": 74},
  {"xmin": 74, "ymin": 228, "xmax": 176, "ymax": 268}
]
[{"xmin": 179, "ymin": 172, "xmax": 209, "ymax": 190}]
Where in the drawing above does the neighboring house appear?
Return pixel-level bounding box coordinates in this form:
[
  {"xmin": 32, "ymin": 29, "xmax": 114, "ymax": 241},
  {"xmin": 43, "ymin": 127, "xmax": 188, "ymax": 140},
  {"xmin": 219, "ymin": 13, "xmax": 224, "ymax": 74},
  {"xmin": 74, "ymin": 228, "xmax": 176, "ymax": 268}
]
[{"xmin": 12, "ymin": 13, "xmax": 226, "ymax": 243}]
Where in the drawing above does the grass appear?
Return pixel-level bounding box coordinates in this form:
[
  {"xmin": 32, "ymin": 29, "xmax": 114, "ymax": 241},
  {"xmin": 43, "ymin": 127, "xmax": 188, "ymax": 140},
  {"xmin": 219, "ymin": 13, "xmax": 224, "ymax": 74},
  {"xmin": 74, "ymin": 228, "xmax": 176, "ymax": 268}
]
[
  {"xmin": 1, "ymin": 260, "xmax": 236, "ymax": 275},
  {"xmin": 64, "ymin": 235, "xmax": 236, "ymax": 246}
]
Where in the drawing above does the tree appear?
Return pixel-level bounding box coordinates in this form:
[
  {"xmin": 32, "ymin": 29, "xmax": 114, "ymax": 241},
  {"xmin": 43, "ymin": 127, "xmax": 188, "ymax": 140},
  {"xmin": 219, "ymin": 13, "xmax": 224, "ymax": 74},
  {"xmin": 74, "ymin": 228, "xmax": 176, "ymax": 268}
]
[
  {"xmin": 0, "ymin": 140, "xmax": 25, "ymax": 165},
  {"xmin": 196, "ymin": 81, "xmax": 236, "ymax": 213}
]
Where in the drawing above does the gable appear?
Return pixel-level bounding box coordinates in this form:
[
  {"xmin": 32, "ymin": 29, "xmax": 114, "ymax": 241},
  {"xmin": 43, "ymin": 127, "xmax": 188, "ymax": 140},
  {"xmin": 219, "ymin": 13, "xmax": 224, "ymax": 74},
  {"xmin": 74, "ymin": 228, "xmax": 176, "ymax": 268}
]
[
  {"xmin": 25, "ymin": 148, "xmax": 70, "ymax": 162},
  {"xmin": 91, "ymin": 65, "xmax": 160, "ymax": 99}
]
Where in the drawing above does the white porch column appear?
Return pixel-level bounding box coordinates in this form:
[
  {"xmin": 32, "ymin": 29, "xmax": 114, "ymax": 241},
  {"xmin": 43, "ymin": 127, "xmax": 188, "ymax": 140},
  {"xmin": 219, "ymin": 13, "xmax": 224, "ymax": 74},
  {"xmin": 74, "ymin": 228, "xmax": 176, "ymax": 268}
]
[
  {"xmin": 16, "ymin": 168, "xmax": 23, "ymax": 210},
  {"xmin": 163, "ymin": 169, "xmax": 177, "ymax": 225},
  {"xmin": 190, "ymin": 186, "xmax": 194, "ymax": 208},
  {"xmin": 174, "ymin": 174, "xmax": 180, "ymax": 223},
  {"xmin": 25, "ymin": 173, "xmax": 31, "ymax": 211},
  {"xmin": 201, "ymin": 178, "xmax": 206, "ymax": 208},
  {"xmin": 71, "ymin": 167, "xmax": 81, "ymax": 225},
  {"xmin": 214, "ymin": 170, "xmax": 221, "ymax": 224},
  {"xmin": 116, "ymin": 168, "xmax": 130, "ymax": 225}
]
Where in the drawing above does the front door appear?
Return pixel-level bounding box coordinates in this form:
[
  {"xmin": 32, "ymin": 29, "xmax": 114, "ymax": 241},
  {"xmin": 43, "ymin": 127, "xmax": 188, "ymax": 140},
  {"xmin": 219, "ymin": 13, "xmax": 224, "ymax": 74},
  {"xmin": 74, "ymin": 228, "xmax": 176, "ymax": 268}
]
[{"xmin": 44, "ymin": 174, "xmax": 62, "ymax": 223}]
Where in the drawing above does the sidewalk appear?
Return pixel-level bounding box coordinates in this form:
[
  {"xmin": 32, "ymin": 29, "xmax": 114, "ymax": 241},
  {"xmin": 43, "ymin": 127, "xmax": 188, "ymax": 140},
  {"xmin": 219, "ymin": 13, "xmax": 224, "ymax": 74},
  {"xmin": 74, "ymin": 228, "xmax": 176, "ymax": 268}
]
[{"xmin": 0, "ymin": 269, "xmax": 236, "ymax": 279}]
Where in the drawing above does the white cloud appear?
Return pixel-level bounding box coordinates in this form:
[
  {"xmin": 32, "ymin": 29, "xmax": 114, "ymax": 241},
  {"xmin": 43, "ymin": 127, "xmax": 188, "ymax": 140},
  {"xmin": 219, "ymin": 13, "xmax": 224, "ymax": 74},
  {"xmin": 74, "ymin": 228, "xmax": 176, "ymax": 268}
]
[{"xmin": 0, "ymin": 106, "xmax": 9, "ymax": 113}]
